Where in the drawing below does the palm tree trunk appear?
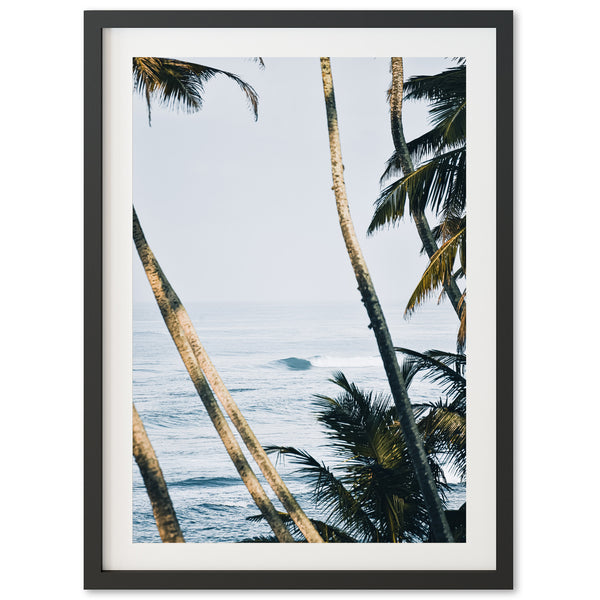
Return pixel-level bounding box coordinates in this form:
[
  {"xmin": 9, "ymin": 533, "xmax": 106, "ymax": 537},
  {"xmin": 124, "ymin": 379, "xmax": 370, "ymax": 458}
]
[
  {"xmin": 133, "ymin": 403, "xmax": 185, "ymax": 542},
  {"xmin": 133, "ymin": 208, "xmax": 295, "ymax": 543},
  {"xmin": 172, "ymin": 285, "xmax": 324, "ymax": 544},
  {"xmin": 320, "ymin": 57, "xmax": 453, "ymax": 543},
  {"xmin": 389, "ymin": 57, "xmax": 464, "ymax": 319},
  {"xmin": 133, "ymin": 209, "xmax": 323, "ymax": 544}
]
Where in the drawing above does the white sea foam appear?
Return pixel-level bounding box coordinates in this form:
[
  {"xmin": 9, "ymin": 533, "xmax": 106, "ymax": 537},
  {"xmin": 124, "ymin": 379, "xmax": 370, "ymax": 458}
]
[{"xmin": 309, "ymin": 355, "xmax": 383, "ymax": 368}]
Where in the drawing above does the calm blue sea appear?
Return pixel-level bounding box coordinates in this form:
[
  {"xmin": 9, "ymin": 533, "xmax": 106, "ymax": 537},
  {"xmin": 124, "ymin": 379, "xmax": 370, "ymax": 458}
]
[{"xmin": 133, "ymin": 300, "xmax": 466, "ymax": 543}]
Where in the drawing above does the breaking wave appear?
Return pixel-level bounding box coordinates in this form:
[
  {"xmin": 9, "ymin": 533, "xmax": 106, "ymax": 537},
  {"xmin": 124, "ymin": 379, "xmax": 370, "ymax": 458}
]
[{"xmin": 273, "ymin": 355, "xmax": 382, "ymax": 370}]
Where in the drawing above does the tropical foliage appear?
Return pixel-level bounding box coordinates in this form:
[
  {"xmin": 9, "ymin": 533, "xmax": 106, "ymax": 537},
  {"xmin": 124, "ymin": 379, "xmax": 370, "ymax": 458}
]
[
  {"xmin": 133, "ymin": 57, "xmax": 260, "ymax": 125},
  {"xmin": 249, "ymin": 373, "xmax": 450, "ymax": 543},
  {"xmin": 132, "ymin": 56, "xmax": 468, "ymax": 544},
  {"xmin": 397, "ymin": 347, "xmax": 466, "ymax": 481},
  {"xmin": 320, "ymin": 57, "xmax": 454, "ymax": 542},
  {"xmin": 369, "ymin": 59, "xmax": 467, "ymax": 351}
]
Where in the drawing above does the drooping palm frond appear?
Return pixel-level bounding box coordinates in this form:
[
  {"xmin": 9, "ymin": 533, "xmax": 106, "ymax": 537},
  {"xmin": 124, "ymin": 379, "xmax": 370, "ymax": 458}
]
[
  {"xmin": 431, "ymin": 214, "xmax": 465, "ymax": 247},
  {"xmin": 133, "ymin": 57, "xmax": 259, "ymax": 125},
  {"xmin": 267, "ymin": 373, "xmax": 448, "ymax": 542},
  {"xmin": 245, "ymin": 512, "xmax": 358, "ymax": 543},
  {"xmin": 314, "ymin": 372, "xmax": 401, "ymax": 463},
  {"xmin": 381, "ymin": 120, "xmax": 465, "ymax": 183},
  {"xmin": 380, "ymin": 63, "xmax": 466, "ymax": 181},
  {"xmin": 394, "ymin": 348, "xmax": 466, "ymax": 480},
  {"xmin": 403, "ymin": 65, "xmax": 466, "ymax": 105},
  {"xmin": 405, "ymin": 226, "xmax": 466, "ymax": 316},
  {"xmin": 265, "ymin": 445, "xmax": 380, "ymax": 542},
  {"xmin": 395, "ymin": 347, "xmax": 466, "ymax": 406},
  {"xmin": 414, "ymin": 400, "xmax": 466, "ymax": 481},
  {"xmin": 369, "ymin": 147, "xmax": 466, "ymax": 234}
]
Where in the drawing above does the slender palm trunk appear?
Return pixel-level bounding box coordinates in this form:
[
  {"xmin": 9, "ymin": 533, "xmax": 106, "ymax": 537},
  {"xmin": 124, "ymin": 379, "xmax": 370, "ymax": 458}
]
[
  {"xmin": 133, "ymin": 403, "xmax": 185, "ymax": 542},
  {"xmin": 320, "ymin": 57, "xmax": 453, "ymax": 543},
  {"xmin": 133, "ymin": 208, "xmax": 295, "ymax": 543},
  {"xmin": 133, "ymin": 209, "xmax": 323, "ymax": 544},
  {"xmin": 172, "ymin": 284, "xmax": 324, "ymax": 544},
  {"xmin": 389, "ymin": 58, "xmax": 464, "ymax": 319}
]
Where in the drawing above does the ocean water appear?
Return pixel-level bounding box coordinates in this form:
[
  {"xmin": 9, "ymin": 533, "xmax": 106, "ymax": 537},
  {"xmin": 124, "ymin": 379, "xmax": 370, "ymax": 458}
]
[{"xmin": 133, "ymin": 300, "xmax": 466, "ymax": 543}]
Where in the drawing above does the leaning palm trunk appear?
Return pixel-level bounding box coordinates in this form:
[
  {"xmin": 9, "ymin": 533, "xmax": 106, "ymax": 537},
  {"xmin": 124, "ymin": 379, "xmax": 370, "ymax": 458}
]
[
  {"xmin": 133, "ymin": 208, "xmax": 295, "ymax": 543},
  {"xmin": 133, "ymin": 403, "xmax": 185, "ymax": 542},
  {"xmin": 320, "ymin": 57, "xmax": 453, "ymax": 543},
  {"xmin": 389, "ymin": 58, "xmax": 464, "ymax": 319},
  {"xmin": 133, "ymin": 212, "xmax": 323, "ymax": 543},
  {"xmin": 172, "ymin": 284, "xmax": 324, "ymax": 544}
]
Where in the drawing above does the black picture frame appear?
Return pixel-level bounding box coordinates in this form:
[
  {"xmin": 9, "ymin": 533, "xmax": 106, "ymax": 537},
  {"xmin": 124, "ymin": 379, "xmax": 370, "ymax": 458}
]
[{"xmin": 84, "ymin": 10, "xmax": 513, "ymax": 590}]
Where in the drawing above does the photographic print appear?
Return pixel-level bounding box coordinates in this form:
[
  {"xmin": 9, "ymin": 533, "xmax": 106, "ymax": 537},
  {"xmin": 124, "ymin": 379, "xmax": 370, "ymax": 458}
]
[
  {"xmin": 85, "ymin": 11, "xmax": 512, "ymax": 589},
  {"xmin": 132, "ymin": 56, "xmax": 467, "ymax": 545}
]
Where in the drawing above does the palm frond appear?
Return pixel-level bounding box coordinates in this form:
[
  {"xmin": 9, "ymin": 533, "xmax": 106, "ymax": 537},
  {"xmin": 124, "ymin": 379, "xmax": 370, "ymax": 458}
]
[
  {"xmin": 395, "ymin": 347, "xmax": 466, "ymax": 405},
  {"xmin": 246, "ymin": 512, "xmax": 358, "ymax": 543},
  {"xmin": 414, "ymin": 399, "xmax": 466, "ymax": 481},
  {"xmin": 315, "ymin": 375, "xmax": 443, "ymax": 542},
  {"xmin": 314, "ymin": 372, "xmax": 399, "ymax": 464},
  {"xmin": 264, "ymin": 445, "xmax": 380, "ymax": 542},
  {"xmin": 431, "ymin": 214, "xmax": 466, "ymax": 246},
  {"xmin": 405, "ymin": 227, "xmax": 466, "ymax": 316},
  {"xmin": 133, "ymin": 57, "xmax": 259, "ymax": 125},
  {"xmin": 264, "ymin": 373, "xmax": 452, "ymax": 543},
  {"xmin": 380, "ymin": 110, "xmax": 465, "ymax": 185},
  {"xmin": 395, "ymin": 346, "xmax": 466, "ymax": 481},
  {"xmin": 404, "ymin": 65, "xmax": 466, "ymax": 104},
  {"xmin": 239, "ymin": 535, "xmax": 280, "ymax": 543},
  {"xmin": 369, "ymin": 148, "xmax": 466, "ymax": 234}
]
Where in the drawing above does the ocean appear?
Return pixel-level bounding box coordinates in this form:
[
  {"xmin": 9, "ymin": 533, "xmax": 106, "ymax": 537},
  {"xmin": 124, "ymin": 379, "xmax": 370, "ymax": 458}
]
[{"xmin": 133, "ymin": 300, "xmax": 466, "ymax": 543}]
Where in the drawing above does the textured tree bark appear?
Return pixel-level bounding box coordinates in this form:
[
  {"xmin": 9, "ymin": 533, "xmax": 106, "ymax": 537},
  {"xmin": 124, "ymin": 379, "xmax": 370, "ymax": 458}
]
[
  {"xmin": 320, "ymin": 57, "xmax": 453, "ymax": 543},
  {"xmin": 389, "ymin": 57, "xmax": 464, "ymax": 319},
  {"xmin": 133, "ymin": 210, "xmax": 323, "ymax": 543},
  {"xmin": 133, "ymin": 208, "xmax": 295, "ymax": 543},
  {"xmin": 133, "ymin": 403, "xmax": 185, "ymax": 542},
  {"xmin": 173, "ymin": 295, "xmax": 324, "ymax": 544}
]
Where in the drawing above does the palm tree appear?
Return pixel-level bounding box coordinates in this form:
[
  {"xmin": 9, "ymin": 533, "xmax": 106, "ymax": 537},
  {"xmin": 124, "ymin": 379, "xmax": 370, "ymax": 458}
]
[
  {"xmin": 369, "ymin": 59, "xmax": 467, "ymax": 340},
  {"xmin": 319, "ymin": 57, "xmax": 453, "ymax": 542},
  {"xmin": 134, "ymin": 209, "xmax": 294, "ymax": 543},
  {"xmin": 132, "ymin": 403, "xmax": 185, "ymax": 542},
  {"xmin": 253, "ymin": 373, "xmax": 449, "ymax": 543},
  {"xmin": 396, "ymin": 347, "xmax": 466, "ymax": 481},
  {"xmin": 404, "ymin": 223, "xmax": 467, "ymax": 352},
  {"xmin": 396, "ymin": 347, "xmax": 467, "ymax": 542},
  {"xmin": 132, "ymin": 58, "xmax": 323, "ymax": 543}
]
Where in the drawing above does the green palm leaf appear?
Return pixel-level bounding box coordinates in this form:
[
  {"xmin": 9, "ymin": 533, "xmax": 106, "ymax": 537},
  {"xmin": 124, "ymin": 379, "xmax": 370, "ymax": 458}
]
[
  {"xmin": 245, "ymin": 512, "xmax": 358, "ymax": 543},
  {"xmin": 405, "ymin": 227, "xmax": 465, "ymax": 316},
  {"xmin": 266, "ymin": 373, "xmax": 449, "ymax": 542},
  {"xmin": 133, "ymin": 57, "xmax": 259, "ymax": 125},
  {"xmin": 395, "ymin": 347, "xmax": 466, "ymax": 480},
  {"xmin": 369, "ymin": 147, "xmax": 466, "ymax": 234},
  {"xmin": 414, "ymin": 400, "xmax": 466, "ymax": 481},
  {"xmin": 381, "ymin": 105, "xmax": 466, "ymax": 183},
  {"xmin": 265, "ymin": 445, "xmax": 380, "ymax": 542},
  {"xmin": 395, "ymin": 347, "xmax": 466, "ymax": 406},
  {"xmin": 403, "ymin": 65, "xmax": 466, "ymax": 104}
]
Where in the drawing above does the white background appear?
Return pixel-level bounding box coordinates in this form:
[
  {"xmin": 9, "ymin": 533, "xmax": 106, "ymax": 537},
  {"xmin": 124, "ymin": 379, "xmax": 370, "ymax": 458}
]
[{"xmin": 1, "ymin": 0, "xmax": 597, "ymax": 597}]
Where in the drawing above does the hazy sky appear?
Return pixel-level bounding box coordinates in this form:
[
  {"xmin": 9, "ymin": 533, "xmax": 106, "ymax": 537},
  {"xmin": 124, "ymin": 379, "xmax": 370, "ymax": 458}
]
[{"xmin": 133, "ymin": 57, "xmax": 454, "ymax": 307}]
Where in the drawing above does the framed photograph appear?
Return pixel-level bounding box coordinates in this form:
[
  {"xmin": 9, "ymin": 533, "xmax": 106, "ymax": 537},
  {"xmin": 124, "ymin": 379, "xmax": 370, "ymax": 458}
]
[{"xmin": 84, "ymin": 10, "xmax": 513, "ymax": 589}]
